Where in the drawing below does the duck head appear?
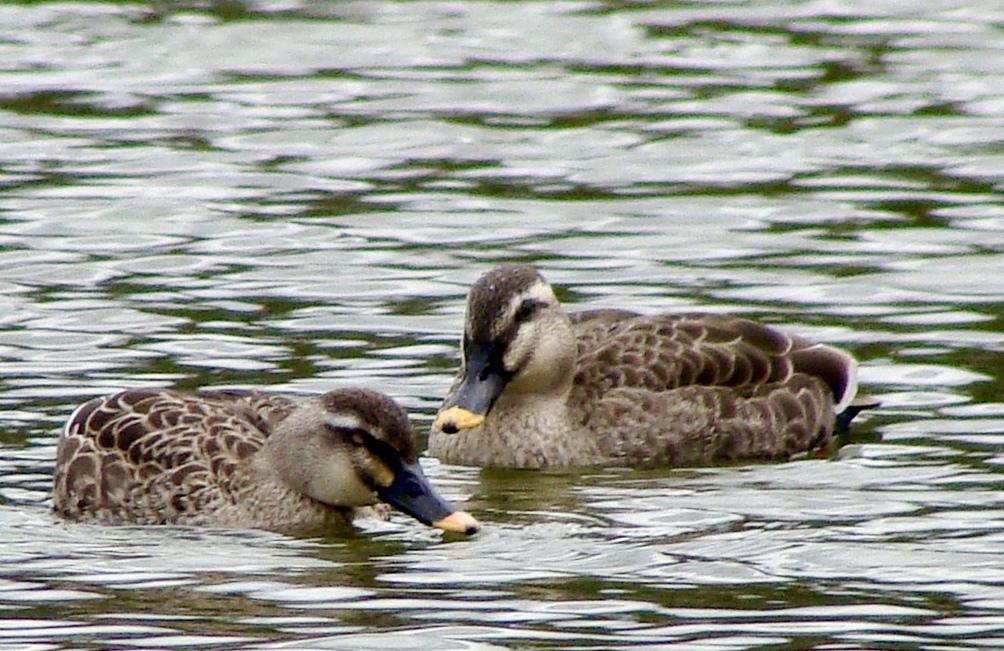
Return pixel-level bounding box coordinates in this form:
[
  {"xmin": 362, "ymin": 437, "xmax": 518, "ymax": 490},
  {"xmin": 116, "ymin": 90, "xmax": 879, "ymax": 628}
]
[
  {"xmin": 433, "ymin": 265, "xmax": 576, "ymax": 435},
  {"xmin": 268, "ymin": 388, "xmax": 479, "ymax": 535}
]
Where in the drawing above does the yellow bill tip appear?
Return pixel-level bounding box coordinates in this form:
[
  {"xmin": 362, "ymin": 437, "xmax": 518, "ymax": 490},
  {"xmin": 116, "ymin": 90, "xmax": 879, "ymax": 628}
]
[
  {"xmin": 432, "ymin": 510, "xmax": 480, "ymax": 535},
  {"xmin": 433, "ymin": 406, "xmax": 486, "ymax": 433}
]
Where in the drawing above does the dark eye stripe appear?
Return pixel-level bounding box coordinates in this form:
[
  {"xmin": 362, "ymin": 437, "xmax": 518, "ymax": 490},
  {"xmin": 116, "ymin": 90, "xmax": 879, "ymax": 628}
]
[
  {"xmin": 516, "ymin": 298, "xmax": 544, "ymax": 321},
  {"xmin": 324, "ymin": 424, "xmax": 405, "ymax": 469}
]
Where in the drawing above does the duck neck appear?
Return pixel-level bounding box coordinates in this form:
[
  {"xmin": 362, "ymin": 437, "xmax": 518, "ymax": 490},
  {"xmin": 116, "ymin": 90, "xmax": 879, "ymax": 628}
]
[
  {"xmin": 437, "ymin": 389, "xmax": 599, "ymax": 470},
  {"xmin": 495, "ymin": 390, "xmax": 583, "ymax": 468},
  {"xmin": 223, "ymin": 445, "xmax": 356, "ymax": 530},
  {"xmin": 205, "ymin": 453, "xmax": 311, "ymax": 528}
]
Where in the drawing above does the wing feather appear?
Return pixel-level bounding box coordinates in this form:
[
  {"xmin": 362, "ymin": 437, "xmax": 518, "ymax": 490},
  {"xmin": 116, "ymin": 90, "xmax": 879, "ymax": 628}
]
[
  {"xmin": 569, "ymin": 313, "xmax": 854, "ymax": 464},
  {"xmin": 52, "ymin": 388, "xmax": 296, "ymax": 524}
]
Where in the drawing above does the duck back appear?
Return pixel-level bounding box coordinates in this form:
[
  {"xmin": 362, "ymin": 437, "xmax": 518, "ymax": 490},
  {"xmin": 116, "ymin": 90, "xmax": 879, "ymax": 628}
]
[
  {"xmin": 570, "ymin": 312, "xmax": 849, "ymax": 466},
  {"xmin": 53, "ymin": 389, "xmax": 311, "ymax": 527}
]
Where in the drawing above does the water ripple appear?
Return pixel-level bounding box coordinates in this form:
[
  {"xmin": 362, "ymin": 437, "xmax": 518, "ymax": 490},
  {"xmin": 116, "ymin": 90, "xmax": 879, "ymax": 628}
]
[{"xmin": 1, "ymin": 1, "xmax": 1003, "ymax": 649}]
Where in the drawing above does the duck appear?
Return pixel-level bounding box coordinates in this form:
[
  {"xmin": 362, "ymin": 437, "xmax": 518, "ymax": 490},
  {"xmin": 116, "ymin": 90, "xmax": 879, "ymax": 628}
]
[
  {"xmin": 428, "ymin": 264, "xmax": 872, "ymax": 470},
  {"xmin": 53, "ymin": 386, "xmax": 479, "ymax": 535}
]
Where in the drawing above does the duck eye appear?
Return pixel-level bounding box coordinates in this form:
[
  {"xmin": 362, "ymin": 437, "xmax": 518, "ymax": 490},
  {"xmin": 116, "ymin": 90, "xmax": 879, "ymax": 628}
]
[
  {"xmin": 333, "ymin": 427, "xmax": 371, "ymax": 447},
  {"xmin": 335, "ymin": 426, "xmax": 404, "ymax": 469},
  {"xmin": 516, "ymin": 298, "xmax": 539, "ymax": 321}
]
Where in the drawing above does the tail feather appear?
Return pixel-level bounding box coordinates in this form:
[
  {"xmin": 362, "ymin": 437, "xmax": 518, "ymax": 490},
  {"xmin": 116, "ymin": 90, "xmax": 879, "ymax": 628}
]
[
  {"xmin": 789, "ymin": 343, "xmax": 858, "ymax": 413},
  {"xmin": 835, "ymin": 395, "xmax": 880, "ymax": 434}
]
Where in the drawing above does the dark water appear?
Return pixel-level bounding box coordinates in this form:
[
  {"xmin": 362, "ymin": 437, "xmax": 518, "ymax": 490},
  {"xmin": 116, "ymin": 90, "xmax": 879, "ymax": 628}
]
[{"xmin": 1, "ymin": 1, "xmax": 1003, "ymax": 649}]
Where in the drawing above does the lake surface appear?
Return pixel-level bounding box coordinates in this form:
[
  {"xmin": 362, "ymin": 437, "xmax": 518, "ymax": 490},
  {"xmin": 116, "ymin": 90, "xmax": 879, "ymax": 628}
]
[{"xmin": 2, "ymin": 0, "xmax": 1004, "ymax": 649}]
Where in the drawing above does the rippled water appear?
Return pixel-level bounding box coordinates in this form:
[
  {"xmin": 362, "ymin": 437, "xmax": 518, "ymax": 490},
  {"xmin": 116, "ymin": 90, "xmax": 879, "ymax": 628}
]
[{"xmin": 2, "ymin": 0, "xmax": 1004, "ymax": 649}]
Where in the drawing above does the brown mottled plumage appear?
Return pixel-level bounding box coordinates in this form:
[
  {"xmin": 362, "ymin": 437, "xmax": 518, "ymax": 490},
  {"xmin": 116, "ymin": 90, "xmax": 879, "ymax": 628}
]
[
  {"xmin": 429, "ymin": 264, "xmax": 869, "ymax": 470},
  {"xmin": 53, "ymin": 387, "xmax": 479, "ymax": 534}
]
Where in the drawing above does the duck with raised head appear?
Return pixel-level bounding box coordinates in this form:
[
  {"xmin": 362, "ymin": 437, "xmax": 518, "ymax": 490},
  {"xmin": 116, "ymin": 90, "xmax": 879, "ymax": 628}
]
[
  {"xmin": 53, "ymin": 387, "xmax": 479, "ymax": 535},
  {"xmin": 429, "ymin": 264, "xmax": 872, "ymax": 470}
]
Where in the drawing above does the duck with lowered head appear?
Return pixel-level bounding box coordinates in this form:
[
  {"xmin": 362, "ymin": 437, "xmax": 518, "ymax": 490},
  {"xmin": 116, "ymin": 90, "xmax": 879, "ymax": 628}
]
[
  {"xmin": 429, "ymin": 264, "xmax": 872, "ymax": 470},
  {"xmin": 54, "ymin": 387, "xmax": 479, "ymax": 535}
]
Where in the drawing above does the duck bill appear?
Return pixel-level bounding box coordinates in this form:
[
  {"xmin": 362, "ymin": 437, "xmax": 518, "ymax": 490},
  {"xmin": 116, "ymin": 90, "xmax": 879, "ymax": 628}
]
[
  {"xmin": 377, "ymin": 460, "xmax": 479, "ymax": 535},
  {"xmin": 433, "ymin": 341, "xmax": 508, "ymax": 434}
]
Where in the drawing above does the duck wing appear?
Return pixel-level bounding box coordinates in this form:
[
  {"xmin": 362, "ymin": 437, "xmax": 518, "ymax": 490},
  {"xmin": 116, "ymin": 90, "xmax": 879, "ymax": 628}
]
[
  {"xmin": 571, "ymin": 313, "xmax": 856, "ymax": 409},
  {"xmin": 569, "ymin": 314, "xmax": 859, "ymax": 466},
  {"xmin": 52, "ymin": 388, "xmax": 295, "ymax": 524},
  {"xmin": 586, "ymin": 375, "xmax": 834, "ymax": 466}
]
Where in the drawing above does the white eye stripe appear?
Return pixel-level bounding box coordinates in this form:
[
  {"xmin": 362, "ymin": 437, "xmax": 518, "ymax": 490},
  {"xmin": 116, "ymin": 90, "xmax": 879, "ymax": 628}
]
[
  {"xmin": 525, "ymin": 282, "xmax": 555, "ymax": 303},
  {"xmin": 324, "ymin": 413, "xmax": 364, "ymax": 431},
  {"xmin": 507, "ymin": 282, "xmax": 555, "ymax": 316}
]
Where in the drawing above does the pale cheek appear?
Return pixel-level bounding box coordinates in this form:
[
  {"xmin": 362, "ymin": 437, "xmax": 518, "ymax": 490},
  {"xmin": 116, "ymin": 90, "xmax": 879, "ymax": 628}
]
[
  {"xmin": 307, "ymin": 455, "xmax": 377, "ymax": 507},
  {"xmin": 503, "ymin": 337, "xmax": 537, "ymax": 390},
  {"xmin": 506, "ymin": 329, "xmax": 573, "ymax": 394}
]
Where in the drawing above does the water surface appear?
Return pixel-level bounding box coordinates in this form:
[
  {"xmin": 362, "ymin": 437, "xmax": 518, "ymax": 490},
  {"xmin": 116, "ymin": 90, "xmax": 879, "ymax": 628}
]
[{"xmin": 1, "ymin": 1, "xmax": 1003, "ymax": 649}]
